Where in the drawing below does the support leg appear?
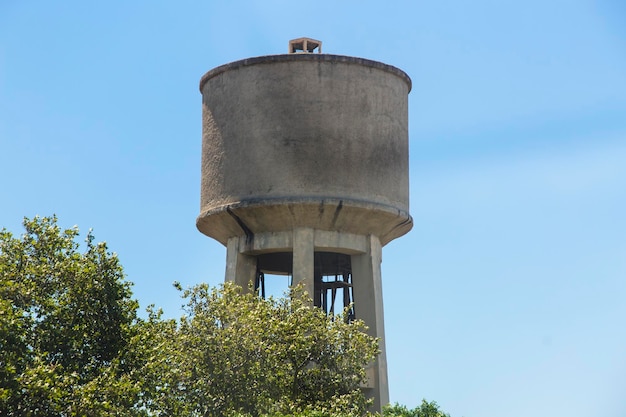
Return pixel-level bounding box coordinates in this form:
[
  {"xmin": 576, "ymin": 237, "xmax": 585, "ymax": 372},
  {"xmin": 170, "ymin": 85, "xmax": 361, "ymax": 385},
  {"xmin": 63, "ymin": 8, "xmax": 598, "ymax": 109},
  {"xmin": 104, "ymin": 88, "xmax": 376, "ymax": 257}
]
[
  {"xmin": 225, "ymin": 236, "xmax": 257, "ymax": 291},
  {"xmin": 292, "ymin": 227, "xmax": 315, "ymax": 301},
  {"xmin": 351, "ymin": 235, "xmax": 389, "ymax": 413}
]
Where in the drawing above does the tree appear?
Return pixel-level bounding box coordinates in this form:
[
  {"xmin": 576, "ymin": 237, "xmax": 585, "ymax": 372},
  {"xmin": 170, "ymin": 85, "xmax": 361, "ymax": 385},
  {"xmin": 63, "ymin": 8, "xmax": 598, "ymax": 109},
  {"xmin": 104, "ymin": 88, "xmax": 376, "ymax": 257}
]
[
  {"xmin": 0, "ymin": 216, "xmax": 379, "ymax": 416},
  {"xmin": 382, "ymin": 400, "xmax": 451, "ymax": 417},
  {"xmin": 138, "ymin": 282, "xmax": 379, "ymax": 417},
  {"xmin": 0, "ymin": 215, "xmax": 141, "ymax": 416}
]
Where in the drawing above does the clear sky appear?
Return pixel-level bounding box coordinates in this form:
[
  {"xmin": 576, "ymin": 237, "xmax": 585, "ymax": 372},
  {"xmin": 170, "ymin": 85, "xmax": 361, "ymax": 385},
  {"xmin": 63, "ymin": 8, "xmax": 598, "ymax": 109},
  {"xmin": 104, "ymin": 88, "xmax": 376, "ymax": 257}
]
[{"xmin": 1, "ymin": 1, "xmax": 625, "ymax": 416}]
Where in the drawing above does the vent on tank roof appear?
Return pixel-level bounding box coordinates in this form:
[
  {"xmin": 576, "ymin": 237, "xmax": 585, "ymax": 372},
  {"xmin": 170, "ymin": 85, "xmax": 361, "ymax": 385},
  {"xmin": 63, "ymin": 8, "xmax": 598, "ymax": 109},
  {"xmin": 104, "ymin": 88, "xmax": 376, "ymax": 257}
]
[{"xmin": 288, "ymin": 37, "xmax": 322, "ymax": 53}]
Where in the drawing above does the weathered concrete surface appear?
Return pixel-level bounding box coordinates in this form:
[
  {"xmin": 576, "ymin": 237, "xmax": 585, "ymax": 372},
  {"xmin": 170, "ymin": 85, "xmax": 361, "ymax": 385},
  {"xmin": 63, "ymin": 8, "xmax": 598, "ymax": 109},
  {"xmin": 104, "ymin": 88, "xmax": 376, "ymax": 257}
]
[
  {"xmin": 198, "ymin": 52, "xmax": 413, "ymax": 414},
  {"xmin": 351, "ymin": 235, "xmax": 388, "ymax": 412},
  {"xmin": 198, "ymin": 54, "xmax": 412, "ymax": 246}
]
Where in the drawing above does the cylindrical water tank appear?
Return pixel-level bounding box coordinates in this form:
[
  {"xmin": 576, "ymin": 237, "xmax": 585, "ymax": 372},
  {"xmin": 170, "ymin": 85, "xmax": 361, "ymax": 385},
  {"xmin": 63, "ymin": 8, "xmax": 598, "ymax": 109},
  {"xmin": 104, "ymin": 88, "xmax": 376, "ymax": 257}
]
[{"xmin": 198, "ymin": 53, "xmax": 412, "ymax": 246}]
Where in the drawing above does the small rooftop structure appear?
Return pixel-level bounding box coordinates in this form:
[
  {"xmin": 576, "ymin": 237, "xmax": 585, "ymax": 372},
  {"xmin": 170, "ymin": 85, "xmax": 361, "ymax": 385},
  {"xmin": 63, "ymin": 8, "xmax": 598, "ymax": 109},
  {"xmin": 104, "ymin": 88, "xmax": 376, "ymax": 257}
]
[{"xmin": 289, "ymin": 37, "xmax": 322, "ymax": 54}]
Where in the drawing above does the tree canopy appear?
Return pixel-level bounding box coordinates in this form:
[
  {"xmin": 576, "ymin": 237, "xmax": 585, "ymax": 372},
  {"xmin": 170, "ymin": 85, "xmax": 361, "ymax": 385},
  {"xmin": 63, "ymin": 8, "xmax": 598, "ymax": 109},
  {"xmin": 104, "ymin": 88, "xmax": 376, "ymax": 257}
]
[
  {"xmin": 139, "ymin": 282, "xmax": 378, "ymax": 416},
  {"xmin": 383, "ymin": 401, "xmax": 451, "ymax": 417},
  {"xmin": 0, "ymin": 215, "xmax": 138, "ymax": 415}
]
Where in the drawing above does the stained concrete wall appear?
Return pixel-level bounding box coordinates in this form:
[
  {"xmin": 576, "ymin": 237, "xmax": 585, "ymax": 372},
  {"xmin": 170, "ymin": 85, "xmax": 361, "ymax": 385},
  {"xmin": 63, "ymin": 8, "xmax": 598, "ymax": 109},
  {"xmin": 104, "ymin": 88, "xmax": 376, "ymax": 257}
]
[{"xmin": 198, "ymin": 54, "xmax": 412, "ymax": 245}]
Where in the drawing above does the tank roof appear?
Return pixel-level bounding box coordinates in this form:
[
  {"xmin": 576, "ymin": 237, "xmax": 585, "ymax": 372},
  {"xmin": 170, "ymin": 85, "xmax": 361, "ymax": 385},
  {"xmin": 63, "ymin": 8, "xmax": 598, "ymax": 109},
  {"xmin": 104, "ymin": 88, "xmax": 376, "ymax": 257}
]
[{"xmin": 199, "ymin": 53, "xmax": 412, "ymax": 93}]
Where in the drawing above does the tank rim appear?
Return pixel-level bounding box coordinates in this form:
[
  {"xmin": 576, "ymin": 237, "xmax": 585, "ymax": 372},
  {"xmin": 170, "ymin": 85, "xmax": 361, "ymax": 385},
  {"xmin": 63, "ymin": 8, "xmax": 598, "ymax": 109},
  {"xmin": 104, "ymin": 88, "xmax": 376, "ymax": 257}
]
[
  {"xmin": 199, "ymin": 53, "xmax": 412, "ymax": 93},
  {"xmin": 196, "ymin": 197, "xmax": 413, "ymax": 246}
]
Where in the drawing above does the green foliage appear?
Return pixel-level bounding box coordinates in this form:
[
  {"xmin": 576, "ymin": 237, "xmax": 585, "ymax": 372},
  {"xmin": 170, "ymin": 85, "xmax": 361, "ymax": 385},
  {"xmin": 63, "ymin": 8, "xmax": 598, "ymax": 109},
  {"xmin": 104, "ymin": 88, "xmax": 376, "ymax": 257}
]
[
  {"xmin": 226, "ymin": 398, "xmax": 453, "ymax": 417},
  {"xmin": 0, "ymin": 215, "xmax": 140, "ymax": 416},
  {"xmin": 138, "ymin": 282, "xmax": 379, "ymax": 417},
  {"xmin": 382, "ymin": 400, "xmax": 450, "ymax": 417}
]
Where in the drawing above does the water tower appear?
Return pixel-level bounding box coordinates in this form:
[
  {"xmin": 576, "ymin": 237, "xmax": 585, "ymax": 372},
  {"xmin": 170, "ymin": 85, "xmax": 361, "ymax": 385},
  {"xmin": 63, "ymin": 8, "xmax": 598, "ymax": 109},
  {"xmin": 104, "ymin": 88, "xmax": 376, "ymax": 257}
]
[{"xmin": 197, "ymin": 38, "xmax": 412, "ymax": 411}]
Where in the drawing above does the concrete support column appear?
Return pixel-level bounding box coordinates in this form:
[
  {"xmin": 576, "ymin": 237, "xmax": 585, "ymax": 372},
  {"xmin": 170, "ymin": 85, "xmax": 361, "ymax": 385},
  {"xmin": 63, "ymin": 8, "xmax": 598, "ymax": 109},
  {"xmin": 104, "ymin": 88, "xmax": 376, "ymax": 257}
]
[
  {"xmin": 292, "ymin": 227, "xmax": 315, "ymax": 299},
  {"xmin": 225, "ymin": 236, "xmax": 257, "ymax": 291},
  {"xmin": 351, "ymin": 235, "xmax": 389, "ymax": 412}
]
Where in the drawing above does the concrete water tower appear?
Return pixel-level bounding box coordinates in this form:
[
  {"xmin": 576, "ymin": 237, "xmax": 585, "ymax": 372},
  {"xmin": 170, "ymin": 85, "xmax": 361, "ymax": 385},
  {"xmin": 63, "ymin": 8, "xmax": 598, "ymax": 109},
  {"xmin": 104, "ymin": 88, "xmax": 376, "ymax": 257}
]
[{"xmin": 197, "ymin": 38, "xmax": 412, "ymax": 411}]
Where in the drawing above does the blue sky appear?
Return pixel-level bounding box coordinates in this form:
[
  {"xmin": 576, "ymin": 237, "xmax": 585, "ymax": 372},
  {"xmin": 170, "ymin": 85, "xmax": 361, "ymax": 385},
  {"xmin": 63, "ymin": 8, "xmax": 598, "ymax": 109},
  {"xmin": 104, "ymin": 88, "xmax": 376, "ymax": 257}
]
[{"xmin": 1, "ymin": 1, "xmax": 625, "ymax": 416}]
